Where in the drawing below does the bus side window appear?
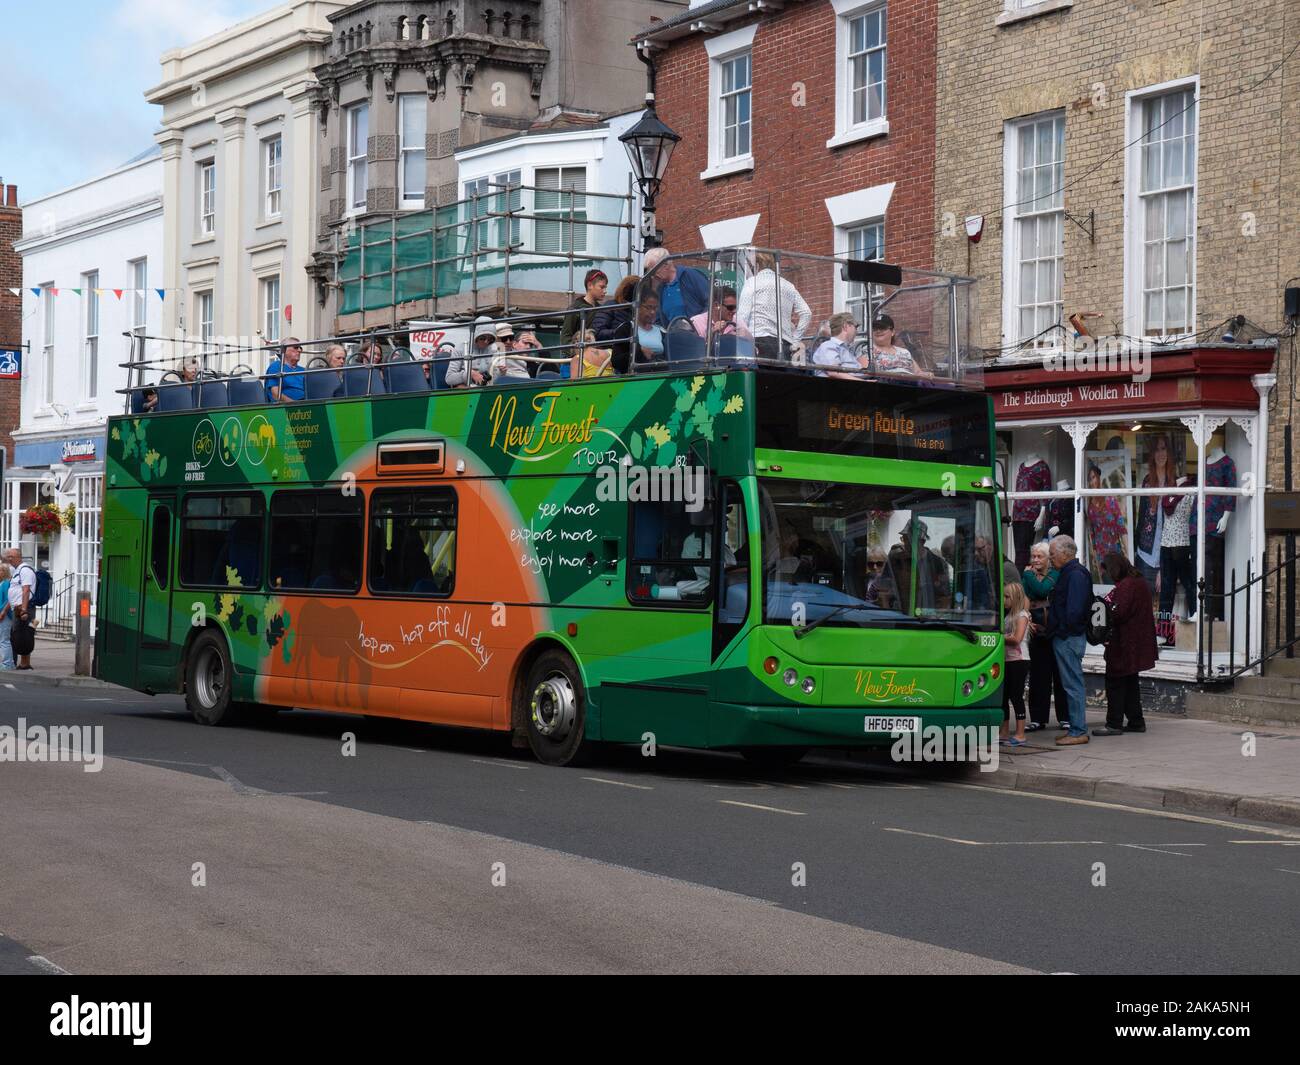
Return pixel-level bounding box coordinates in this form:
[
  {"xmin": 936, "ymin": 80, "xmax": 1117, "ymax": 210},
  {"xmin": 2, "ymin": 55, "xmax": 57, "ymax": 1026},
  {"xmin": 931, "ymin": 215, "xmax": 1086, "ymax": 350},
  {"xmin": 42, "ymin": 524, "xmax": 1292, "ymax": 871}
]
[
  {"xmin": 627, "ymin": 498, "xmax": 712, "ymax": 605},
  {"xmin": 150, "ymin": 505, "xmax": 171, "ymax": 591},
  {"xmin": 368, "ymin": 487, "xmax": 456, "ymax": 597},
  {"xmin": 179, "ymin": 493, "xmax": 264, "ymax": 589},
  {"xmin": 269, "ymin": 491, "xmax": 364, "ymax": 593}
]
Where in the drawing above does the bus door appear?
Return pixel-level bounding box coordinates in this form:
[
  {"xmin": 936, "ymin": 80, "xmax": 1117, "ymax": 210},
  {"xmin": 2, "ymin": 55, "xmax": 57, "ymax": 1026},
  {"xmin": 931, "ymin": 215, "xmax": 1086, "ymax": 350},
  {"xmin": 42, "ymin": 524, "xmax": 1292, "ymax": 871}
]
[
  {"xmin": 97, "ymin": 501, "xmax": 144, "ymax": 685},
  {"xmin": 137, "ymin": 495, "xmax": 177, "ymax": 684},
  {"xmin": 712, "ymin": 480, "xmax": 752, "ymax": 661}
]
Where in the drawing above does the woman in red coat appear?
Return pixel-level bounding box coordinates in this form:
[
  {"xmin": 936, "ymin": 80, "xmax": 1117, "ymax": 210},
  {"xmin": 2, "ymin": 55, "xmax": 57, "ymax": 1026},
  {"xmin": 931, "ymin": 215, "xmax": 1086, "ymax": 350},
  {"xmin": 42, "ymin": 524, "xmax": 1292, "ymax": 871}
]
[{"xmin": 1093, "ymin": 552, "xmax": 1158, "ymax": 736}]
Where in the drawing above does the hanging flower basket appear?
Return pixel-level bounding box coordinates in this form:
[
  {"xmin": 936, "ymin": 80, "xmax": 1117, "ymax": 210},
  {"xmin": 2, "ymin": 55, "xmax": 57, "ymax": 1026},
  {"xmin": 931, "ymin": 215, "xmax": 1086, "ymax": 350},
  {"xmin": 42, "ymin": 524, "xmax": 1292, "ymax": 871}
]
[{"xmin": 18, "ymin": 503, "xmax": 65, "ymax": 538}]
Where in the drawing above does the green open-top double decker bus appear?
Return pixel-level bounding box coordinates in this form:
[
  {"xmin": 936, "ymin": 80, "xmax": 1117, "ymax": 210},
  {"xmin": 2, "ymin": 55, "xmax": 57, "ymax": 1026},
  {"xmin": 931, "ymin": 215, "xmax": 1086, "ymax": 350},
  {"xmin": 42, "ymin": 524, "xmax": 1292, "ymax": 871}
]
[{"xmin": 96, "ymin": 249, "xmax": 1004, "ymax": 766}]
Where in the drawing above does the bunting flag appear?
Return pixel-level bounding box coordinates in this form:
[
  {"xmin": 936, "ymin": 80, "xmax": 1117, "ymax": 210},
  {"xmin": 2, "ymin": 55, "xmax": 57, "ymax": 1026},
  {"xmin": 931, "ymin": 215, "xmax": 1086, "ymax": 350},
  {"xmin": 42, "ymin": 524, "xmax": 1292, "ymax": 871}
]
[
  {"xmin": 7, "ymin": 288, "xmax": 19, "ymax": 297},
  {"xmin": 94, "ymin": 288, "xmax": 105, "ymax": 296},
  {"xmin": 156, "ymin": 288, "xmax": 165, "ymax": 300},
  {"xmin": 50, "ymin": 288, "xmax": 59, "ymax": 296},
  {"xmin": 30, "ymin": 287, "xmax": 40, "ymax": 296},
  {"xmin": 18, "ymin": 286, "xmax": 173, "ymax": 298},
  {"xmin": 70, "ymin": 288, "xmax": 82, "ymax": 296},
  {"xmin": 113, "ymin": 289, "xmax": 123, "ymax": 299}
]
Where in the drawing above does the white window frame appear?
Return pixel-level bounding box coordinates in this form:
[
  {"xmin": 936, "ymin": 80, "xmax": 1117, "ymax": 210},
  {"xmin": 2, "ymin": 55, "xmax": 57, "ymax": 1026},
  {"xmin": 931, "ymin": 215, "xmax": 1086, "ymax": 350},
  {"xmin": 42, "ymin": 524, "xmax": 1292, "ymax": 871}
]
[
  {"xmin": 534, "ymin": 164, "xmax": 588, "ymax": 255},
  {"xmin": 828, "ymin": 0, "xmax": 890, "ymax": 149},
  {"xmin": 41, "ymin": 282, "xmax": 55, "ymax": 407},
  {"xmin": 199, "ymin": 160, "xmax": 216, "ymax": 236},
  {"xmin": 196, "ymin": 290, "xmax": 214, "ymax": 345},
  {"xmin": 346, "ymin": 103, "xmax": 369, "ymax": 214},
  {"xmin": 261, "ymin": 275, "xmax": 281, "ymax": 343},
  {"xmin": 836, "ymin": 219, "xmax": 885, "ymax": 327},
  {"xmin": 263, "ymin": 135, "xmax": 282, "ymax": 219},
  {"xmin": 398, "ymin": 94, "xmax": 426, "ymax": 208},
  {"xmin": 82, "ymin": 270, "xmax": 99, "ymax": 400},
  {"xmin": 1124, "ymin": 76, "xmax": 1199, "ymax": 340},
  {"xmin": 701, "ymin": 24, "xmax": 757, "ymax": 181},
  {"xmin": 1002, "ymin": 110, "xmax": 1066, "ymax": 350},
  {"xmin": 130, "ymin": 258, "xmax": 148, "ymax": 339},
  {"xmin": 825, "ymin": 182, "xmax": 894, "ymax": 317}
]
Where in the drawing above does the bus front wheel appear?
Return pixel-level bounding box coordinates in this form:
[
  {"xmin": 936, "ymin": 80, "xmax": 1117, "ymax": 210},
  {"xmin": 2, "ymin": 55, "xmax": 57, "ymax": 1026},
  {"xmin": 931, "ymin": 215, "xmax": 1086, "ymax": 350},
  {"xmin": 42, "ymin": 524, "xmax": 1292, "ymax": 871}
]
[
  {"xmin": 523, "ymin": 650, "xmax": 592, "ymax": 767},
  {"xmin": 185, "ymin": 631, "xmax": 242, "ymax": 727}
]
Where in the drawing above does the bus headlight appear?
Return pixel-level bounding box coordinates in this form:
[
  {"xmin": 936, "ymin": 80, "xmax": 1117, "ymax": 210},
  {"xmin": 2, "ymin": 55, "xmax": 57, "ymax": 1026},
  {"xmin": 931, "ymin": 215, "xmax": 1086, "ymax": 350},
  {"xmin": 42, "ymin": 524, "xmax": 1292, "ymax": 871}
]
[
  {"xmin": 801, "ymin": 676, "xmax": 816, "ymax": 695},
  {"xmin": 977, "ymin": 673, "xmax": 988, "ymax": 689},
  {"xmin": 764, "ymin": 657, "xmax": 779, "ymax": 675},
  {"xmin": 990, "ymin": 663, "xmax": 1001, "ymax": 680},
  {"xmin": 961, "ymin": 680, "xmax": 974, "ymax": 697},
  {"xmin": 783, "ymin": 668, "xmax": 799, "ymax": 686}
]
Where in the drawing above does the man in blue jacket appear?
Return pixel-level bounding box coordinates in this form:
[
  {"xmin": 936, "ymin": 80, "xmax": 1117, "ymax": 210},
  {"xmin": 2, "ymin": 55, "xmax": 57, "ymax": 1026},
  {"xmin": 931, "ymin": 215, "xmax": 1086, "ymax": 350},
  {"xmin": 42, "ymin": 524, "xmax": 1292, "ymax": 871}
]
[
  {"xmin": 643, "ymin": 247, "xmax": 710, "ymax": 327},
  {"xmin": 1047, "ymin": 534, "xmax": 1092, "ymax": 744}
]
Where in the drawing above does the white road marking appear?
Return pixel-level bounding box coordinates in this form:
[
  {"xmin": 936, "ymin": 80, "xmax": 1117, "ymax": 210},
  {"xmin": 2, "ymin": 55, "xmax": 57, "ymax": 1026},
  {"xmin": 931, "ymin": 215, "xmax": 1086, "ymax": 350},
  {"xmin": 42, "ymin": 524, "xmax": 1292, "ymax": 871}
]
[
  {"xmin": 81, "ymin": 698, "xmax": 113, "ymax": 702},
  {"xmin": 942, "ymin": 781, "xmax": 1300, "ymax": 838},
  {"xmin": 26, "ymin": 955, "xmax": 69, "ymax": 975},
  {"xmin": 1276, "ymin": 868, "xmax": 1300, "ymax": 875},
  {"xmin": 3, "ymin": 683, "xmax": 15, "ymax": 690},
  {"xmin": 884, "ymin": 828, "xmax": 1105, "ymax": 846},
  {"xmin": 470, "ymin": 758, "xmax": 530, "ymax": 770},
  {"xmin": 1117, "ymin": 844, "xmax": 1194, "ymax": 856},
  {"xmin": 1227, "ymin": 840, "xmax": 1300, "ymax": 845},
  {"xmin": 582, "ymin": 776, "xmax": 654, "ymax": 790},
  {"xmin": 210, "ymin": 766, "xmax": 269, "ymax": 796},
  {"xmin": 719, "ymin": 799, "xmax": 806, "ymax": 816}
]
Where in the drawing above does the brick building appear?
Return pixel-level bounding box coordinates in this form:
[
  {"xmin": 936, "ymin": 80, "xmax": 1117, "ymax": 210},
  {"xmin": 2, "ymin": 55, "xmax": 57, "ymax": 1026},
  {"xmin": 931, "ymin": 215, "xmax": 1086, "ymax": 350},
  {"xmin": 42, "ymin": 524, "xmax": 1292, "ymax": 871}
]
[
  {"xmin": 635, "ymin": 0, "xmax": 937, "ymax": 323},
  {"xmin": 0, "ymin": 183, "xmax": 20, "ymax": 463},
  {"xmin": 932, "ymin": 0, "xmax": 1299, "ymax": 692}
]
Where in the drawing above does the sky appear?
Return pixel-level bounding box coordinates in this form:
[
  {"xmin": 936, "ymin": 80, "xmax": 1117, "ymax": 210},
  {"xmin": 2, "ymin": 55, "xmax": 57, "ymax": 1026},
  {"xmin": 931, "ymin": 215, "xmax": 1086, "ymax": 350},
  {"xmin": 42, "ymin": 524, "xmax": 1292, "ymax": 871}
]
[{"xmin": 0, "ymin": 0, "xmax": 272, "ymax": 203}]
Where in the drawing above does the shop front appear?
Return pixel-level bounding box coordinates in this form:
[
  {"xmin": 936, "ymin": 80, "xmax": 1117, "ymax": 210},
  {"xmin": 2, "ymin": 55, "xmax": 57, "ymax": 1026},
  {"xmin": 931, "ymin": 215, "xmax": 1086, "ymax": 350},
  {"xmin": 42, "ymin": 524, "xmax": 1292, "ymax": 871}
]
[
  {"xmin": 986, "ymin": 342, "xmax": 1277, "ymax": 704},
  {"xmin": 2, "ymin": 430, "xmax": 106, "ymax": 622}
]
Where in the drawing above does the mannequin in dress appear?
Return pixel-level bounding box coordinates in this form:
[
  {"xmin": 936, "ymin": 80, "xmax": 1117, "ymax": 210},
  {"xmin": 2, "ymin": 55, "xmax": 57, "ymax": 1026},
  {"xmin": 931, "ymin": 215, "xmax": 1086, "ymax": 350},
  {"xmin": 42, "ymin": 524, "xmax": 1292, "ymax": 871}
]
[
  {"xmin": 1046, "ymin": 477, "xmax": 1074, "ymax": 540},
  {"xmin": 1161, "ymin": 473, "xmax": 1196, "ymax": 620},
  {"xmin": 1196, "ymin": 444, "xmax": 1236, "ymax": 619},
  {"xmin": 1012, "ymin": 446, "xmax": 1052, "ymax": 569}
]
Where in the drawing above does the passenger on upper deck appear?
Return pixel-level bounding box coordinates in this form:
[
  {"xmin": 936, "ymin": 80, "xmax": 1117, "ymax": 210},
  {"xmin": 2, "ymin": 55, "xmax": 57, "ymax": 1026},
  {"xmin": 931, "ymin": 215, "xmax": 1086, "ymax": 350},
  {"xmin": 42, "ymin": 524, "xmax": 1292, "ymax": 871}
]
[
  {"xmin": 356, "ymin": 338, "xmax": 385, "ymax": 364},
  {"xmin": 593, "ymin": 275, "xmax": 639, "ymax": 374},
  {"xmin": 869, "ymin": 315, "xmax": 932, "ymax": 379},
  {"xmin": 811, "ymin": 313, "xmax": 867, "ymax": 380},
  {"xmin": 446, "ymin": 318, "xmax": 497, "ymax": 387},
  {"xmin": 634, "ymin": 293, "xmax": 665, "ymax": 364},
  {"xmin": 490, "ymin": 324, "xmax": 533, "ymax": 382},
  {"xmin": 571, "ymin": 330, "xmax": 613, "ymax": 379},
  {"xmin": 560, "ymin": 269, "xmax": 609, "ymax": 352},
  {"xmin": 265, "ymin": 338, "xmax": 305, "ymax": 402},
  {"xmin": 738, "ymin": 252, "xmax": 812, "ymax": 361},
  {"xmin": 642, "ymin": 248, "xmax": 710, "ymax": 327},
  {"xmin": 690, "ymin": 285, "xmax": 750, "ymax": 340}
]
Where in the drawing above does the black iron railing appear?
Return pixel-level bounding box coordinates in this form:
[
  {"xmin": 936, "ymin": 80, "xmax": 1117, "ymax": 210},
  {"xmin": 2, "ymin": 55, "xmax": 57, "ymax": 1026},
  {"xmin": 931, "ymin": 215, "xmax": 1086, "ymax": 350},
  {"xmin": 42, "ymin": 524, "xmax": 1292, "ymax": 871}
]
[
  {"xmin": 1197, "ymin": 544, "xmax": 1299, "ymax": 682},
  {"xmin": 37, "ymin": 572, "xmax": 77, "ymax": 641}
]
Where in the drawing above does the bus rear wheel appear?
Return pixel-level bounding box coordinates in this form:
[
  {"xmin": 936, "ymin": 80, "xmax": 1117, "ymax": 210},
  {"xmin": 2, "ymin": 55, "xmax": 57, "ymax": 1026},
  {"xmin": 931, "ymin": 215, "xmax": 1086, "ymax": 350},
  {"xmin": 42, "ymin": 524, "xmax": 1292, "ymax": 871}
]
[
  {"xmin": 740, "ymin": 746, "xmax": 808, "ymax": 771},
  {"xmin": 523, "ymin": 650, "xmax": 592, "ymax": 767},
  {"xmin": 185, "ymin": 631, "xmax": 242, "ymax": 727}
]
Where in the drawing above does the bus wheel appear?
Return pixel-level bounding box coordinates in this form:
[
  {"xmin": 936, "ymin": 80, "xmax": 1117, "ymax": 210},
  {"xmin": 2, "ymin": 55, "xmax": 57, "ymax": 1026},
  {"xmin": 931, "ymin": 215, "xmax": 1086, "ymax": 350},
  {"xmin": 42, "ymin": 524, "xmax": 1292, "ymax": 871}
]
[
  {"xmin": 186, "ymin": 631, "xmax": 241, "ymax": 727},
  {"xmin": 740, "ymin": 746, "xmax": 808, "ymax": 771},
  {"xmin": 523, "ymin": 650, "xmax": 592, "ymax": 767}
]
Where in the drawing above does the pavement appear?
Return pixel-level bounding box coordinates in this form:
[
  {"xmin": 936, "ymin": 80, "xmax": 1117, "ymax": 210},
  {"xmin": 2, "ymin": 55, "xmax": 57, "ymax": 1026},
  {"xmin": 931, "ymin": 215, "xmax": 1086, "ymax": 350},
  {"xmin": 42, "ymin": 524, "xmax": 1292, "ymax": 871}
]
[{"xmin": 6, "ymin": 633, "xmax": 1300, "ymax": 830}]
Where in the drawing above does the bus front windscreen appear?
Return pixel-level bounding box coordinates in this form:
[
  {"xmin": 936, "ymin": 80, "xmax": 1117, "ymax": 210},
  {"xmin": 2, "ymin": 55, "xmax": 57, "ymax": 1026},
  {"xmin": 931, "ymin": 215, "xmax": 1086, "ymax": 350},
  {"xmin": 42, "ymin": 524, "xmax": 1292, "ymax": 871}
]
[{"xmin": 759, "ymin": 479, "xmax": 1000, "ymax": 633}]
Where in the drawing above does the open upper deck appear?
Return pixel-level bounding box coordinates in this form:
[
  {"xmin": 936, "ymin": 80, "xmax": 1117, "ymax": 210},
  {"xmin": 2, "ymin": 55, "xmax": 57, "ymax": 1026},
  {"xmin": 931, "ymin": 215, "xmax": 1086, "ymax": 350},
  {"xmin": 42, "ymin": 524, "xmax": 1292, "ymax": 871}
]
[{"xmin": 117, "ymin": 247, "xmax": 981, "ymax": 416}]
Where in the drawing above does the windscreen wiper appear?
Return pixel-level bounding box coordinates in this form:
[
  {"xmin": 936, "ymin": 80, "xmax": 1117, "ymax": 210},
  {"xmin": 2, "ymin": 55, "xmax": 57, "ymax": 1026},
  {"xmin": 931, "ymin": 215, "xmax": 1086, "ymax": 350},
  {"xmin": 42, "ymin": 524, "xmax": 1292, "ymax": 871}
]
[
  {"xmin": 792, "ymin": 599, "xmax": 877, "ymax": 639},
  {"xmin": 895, "ymin": 617, "xmax": 982, "ymax": 643}
]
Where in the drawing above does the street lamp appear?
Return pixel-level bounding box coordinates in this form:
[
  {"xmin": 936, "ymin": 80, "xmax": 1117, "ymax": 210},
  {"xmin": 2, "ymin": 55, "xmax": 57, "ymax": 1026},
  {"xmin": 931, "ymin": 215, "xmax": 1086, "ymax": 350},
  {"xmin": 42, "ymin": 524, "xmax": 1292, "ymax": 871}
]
[{"xmin": 619, "ymin": 91, "xmax": 679, "ymax": 250}]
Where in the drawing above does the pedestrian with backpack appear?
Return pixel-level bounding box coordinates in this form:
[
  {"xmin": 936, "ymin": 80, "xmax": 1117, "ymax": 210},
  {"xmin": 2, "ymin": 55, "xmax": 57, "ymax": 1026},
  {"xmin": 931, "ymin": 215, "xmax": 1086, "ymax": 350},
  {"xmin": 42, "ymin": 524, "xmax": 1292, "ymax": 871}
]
[
  {"xmin": 0, "ymin": 563, "xmax": 14, "ymax": 670},
  {"xmin": 2, "ymin": 548, "xmax": 38, "ymax": 671},
  {"xmin": 1046, "ymin": 534, "xmax": 1092, "ymax": 745},
  {"xmin": 1093, "ymin": 552, "xmax": 1158, "ymax": 736}
]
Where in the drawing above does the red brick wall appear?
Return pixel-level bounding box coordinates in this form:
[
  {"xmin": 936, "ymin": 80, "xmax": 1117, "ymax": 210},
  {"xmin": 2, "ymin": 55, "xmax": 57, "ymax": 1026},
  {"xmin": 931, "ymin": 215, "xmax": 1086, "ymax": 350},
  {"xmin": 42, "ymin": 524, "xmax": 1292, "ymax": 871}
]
[
  {"xmin": 0, "ymin": 186, "xmax": 20, "ymax": 462},
  {"xmin": 652, "ymin": 0, "xmax": 936, "ymax": 274}
]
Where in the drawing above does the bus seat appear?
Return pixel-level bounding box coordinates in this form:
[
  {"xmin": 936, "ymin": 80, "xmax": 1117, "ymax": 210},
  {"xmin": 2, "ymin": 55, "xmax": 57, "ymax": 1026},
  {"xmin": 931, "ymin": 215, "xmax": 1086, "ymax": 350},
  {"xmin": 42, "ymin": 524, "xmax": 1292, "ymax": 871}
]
[
  {"xmin": 305, "ymin": 369, "xmax": 341, "ymax": 400},
  {"xmin": 430, "ymin": 356, "xmax": 450, "ymax": 391},
  {"xmin": 158, "ymin": 383, "xmax": 195, "ymax": 411},
  {"xmin": 310, "ymin": 573, "xmax": 345, "ymax": 590},
  {"xmin": 411, "ymin": 578, "xmax": 441, "ymax": 594},
  {"xmin": 535, "ymin": 370, "xmax": 561, "ymax": 380},
  {"xmin": 342, "ymin": 366, "xmax": 372, "ymax": 397},
  {"xmin": 666, "ymin": 331, "xmax": 707, "ymax": 364},
  {"xmin": 385, "ymin": 360, "xmax": 429, "ymax": 394},
  {"xmin": 228, "ymin": 377, "xmax": 264, "ymax": 405},
  {"xmin": 129, "ymin": 389, "xmax": 152, "ymax": 414},
  {"xmin": 197, "ymin": 380, "xmax": 229, "ymax": 408}
]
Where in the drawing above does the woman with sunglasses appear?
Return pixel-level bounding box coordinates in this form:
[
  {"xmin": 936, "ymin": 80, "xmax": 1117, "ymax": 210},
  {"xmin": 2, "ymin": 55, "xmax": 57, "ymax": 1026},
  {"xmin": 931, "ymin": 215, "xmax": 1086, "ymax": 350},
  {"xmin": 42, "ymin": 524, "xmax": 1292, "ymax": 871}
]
[
  {"xmin": 690, "ymin": 286, "xmax": 750, "ymax": 339},
  {"xmin": 869, "ymin": 315, "xmax": 932, "ymax": 378}
]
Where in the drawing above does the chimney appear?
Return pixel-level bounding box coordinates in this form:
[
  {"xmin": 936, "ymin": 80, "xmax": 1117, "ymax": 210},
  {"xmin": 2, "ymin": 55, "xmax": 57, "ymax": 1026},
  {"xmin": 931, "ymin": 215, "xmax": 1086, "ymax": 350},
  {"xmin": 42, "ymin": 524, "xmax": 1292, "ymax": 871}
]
[{"xmin": 4, "ymin": 185, "xmax": 16, "ymax": 207}]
